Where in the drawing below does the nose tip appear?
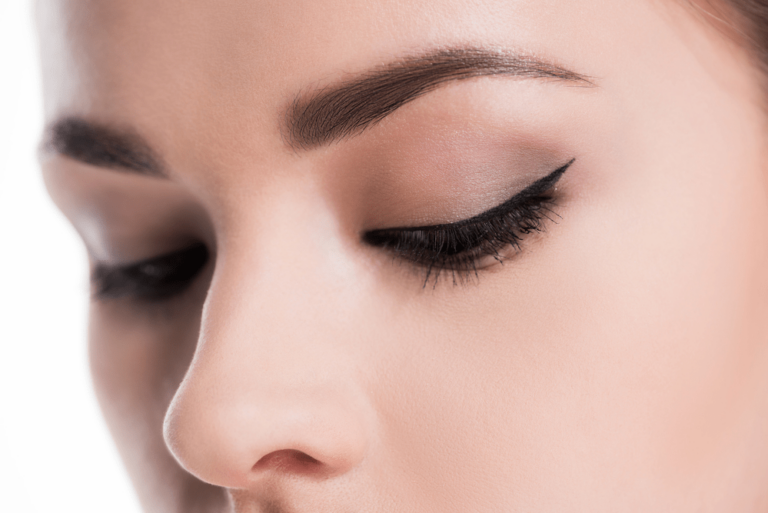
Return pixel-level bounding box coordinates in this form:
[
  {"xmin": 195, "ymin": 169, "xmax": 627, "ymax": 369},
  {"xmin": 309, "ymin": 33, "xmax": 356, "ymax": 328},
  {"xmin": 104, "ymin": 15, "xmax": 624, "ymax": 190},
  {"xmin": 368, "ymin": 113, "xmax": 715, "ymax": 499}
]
[
  {"xmin": 163, "ymin": 374, "xmax": 370, "ymax": 489},
  {"xmin": 162, "ymin": 211, "xmax": 375, "ymax": 491}
]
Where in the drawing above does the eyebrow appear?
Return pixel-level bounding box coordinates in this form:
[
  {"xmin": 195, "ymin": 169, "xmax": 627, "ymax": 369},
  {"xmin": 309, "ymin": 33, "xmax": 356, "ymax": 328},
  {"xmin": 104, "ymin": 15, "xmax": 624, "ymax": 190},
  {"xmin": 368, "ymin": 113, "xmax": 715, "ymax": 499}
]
[
  {"xmin": 43, "ymin": 118, "xmax": 167, "ymax": 178},
  {"xmin": 286, "ymin": 47, "xmax": 593, "ymax": 150},
  {"xmin": 43, "ymin": 48, "xmax": 592, "ymax": 177}
]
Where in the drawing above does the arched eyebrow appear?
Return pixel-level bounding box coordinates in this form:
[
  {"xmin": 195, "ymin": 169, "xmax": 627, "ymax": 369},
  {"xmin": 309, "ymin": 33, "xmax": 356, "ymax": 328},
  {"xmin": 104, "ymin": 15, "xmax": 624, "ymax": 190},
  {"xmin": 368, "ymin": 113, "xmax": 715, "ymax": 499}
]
[
  {"xmin": 42, "ymin": 48, "xmax": 592, "ymax": 178},
  {"xmin": 285, "ymin": 47, "xmax": 594, "ymax": 150}
]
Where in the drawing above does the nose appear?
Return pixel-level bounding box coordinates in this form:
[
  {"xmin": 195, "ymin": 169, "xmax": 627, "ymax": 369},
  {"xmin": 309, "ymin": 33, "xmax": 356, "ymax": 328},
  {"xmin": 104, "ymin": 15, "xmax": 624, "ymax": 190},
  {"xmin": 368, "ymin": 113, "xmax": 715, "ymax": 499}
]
[{"xmin": 163, "ymin": 222, "xmax": 372, "ymax": 489}]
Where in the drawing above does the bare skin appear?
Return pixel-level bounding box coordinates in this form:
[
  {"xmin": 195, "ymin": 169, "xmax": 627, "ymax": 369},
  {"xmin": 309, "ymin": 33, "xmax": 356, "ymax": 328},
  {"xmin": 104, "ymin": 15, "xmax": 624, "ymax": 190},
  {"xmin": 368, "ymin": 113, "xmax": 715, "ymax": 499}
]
[{"xmin": 38, "ymin": 0, "xmax": 768, "ymax": 512}]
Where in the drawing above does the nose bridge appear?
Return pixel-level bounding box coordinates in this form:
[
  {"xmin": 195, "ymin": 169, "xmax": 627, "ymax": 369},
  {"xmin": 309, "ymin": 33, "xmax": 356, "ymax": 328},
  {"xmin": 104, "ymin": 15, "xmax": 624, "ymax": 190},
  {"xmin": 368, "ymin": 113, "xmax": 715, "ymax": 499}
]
[{"xmin": 164, "ymin": 195, "xmax": 372, "ymax": 489}]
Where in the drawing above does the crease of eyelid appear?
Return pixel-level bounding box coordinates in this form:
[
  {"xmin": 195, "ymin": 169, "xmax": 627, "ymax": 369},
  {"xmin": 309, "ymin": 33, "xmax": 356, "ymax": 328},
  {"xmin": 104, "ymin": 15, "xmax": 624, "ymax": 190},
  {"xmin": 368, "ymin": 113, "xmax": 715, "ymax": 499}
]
[{"xmin": 363, "ymin": 158, "xmax": 574, "ymax": 239}]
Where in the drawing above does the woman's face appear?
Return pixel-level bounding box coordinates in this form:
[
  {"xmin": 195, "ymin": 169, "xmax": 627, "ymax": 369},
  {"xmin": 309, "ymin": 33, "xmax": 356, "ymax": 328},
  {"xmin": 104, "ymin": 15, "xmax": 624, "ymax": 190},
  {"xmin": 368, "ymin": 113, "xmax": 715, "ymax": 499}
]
[{"xmin": 39, "ymin": 0, "xmax": 768, "ymax": 511}]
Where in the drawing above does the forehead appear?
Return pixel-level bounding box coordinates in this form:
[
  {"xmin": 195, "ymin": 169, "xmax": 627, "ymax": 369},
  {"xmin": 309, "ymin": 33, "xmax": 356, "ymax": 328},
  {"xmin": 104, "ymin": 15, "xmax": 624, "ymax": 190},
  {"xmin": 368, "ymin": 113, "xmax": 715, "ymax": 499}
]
[
  {"xmin": 37, "ymin": 0, "xmax": 618, "ymax": 115},
  {"xmin": 37, "ymin": 0, "xmax": 738, "ymax": 179}
]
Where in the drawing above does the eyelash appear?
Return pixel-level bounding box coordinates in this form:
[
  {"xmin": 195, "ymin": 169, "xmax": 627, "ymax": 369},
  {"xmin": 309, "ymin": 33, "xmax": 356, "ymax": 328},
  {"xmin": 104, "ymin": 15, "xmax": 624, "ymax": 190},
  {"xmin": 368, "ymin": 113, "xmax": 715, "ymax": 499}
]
[
  {"xmin": 362, "ymin": 159, "xmax": 573, "ymax": 285},
  {"xmin": 91, "ymin": 243, "xmax": 209, "ymax": 302},
  {"xmin": 91, "ymin": 160, "xmax": 571, "ymax": 301}
]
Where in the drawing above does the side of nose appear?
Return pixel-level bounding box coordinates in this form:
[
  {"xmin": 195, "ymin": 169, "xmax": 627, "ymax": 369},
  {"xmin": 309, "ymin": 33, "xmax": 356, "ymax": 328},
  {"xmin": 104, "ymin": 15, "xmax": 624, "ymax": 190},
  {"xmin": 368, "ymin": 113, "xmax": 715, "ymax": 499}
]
[{"xmin": 162, "ymin": 230, "xmax": 373, "ymax": 489}]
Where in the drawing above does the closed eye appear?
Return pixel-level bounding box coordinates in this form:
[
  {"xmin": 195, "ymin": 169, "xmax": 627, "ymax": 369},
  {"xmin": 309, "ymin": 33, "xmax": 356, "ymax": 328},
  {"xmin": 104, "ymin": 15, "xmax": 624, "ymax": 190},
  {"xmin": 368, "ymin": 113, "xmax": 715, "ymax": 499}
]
[
  {"xmin": 91, "ymin": 243, "xmax": 210, "ymax": 302},
  {"xmin": 362, "ymin": 158, "xmax": 573, "ymax": 284}
]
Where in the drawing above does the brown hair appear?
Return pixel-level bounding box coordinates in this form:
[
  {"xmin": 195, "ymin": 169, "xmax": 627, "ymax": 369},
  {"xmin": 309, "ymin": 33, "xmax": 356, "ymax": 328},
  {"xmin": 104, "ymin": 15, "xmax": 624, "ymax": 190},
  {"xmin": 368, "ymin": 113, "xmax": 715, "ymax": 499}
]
[{"xmin": 686, "ymin": 0, "xmax": 768, "ymax": 76}]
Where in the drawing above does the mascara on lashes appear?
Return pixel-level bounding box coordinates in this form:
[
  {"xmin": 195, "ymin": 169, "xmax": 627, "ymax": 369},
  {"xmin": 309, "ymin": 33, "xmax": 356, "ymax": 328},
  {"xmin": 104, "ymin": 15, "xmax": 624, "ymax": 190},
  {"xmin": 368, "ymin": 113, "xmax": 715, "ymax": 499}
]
[
  {"xmin": 92, "ymin": 243, "xmax": 209, "ymax": 301},
  {"xmin": 362, "ymin": 158, "xmax": 574, "ymax": 278},
  {"xmin": 91, "ymin": 160, "xmax": 573, "ymax": 300}
]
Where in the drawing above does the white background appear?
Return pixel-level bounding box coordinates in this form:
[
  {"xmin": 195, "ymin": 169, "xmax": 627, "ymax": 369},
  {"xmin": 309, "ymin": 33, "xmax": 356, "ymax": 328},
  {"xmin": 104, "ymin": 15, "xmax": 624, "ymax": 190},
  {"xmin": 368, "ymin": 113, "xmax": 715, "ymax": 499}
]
[{"xmin": 0, "ymin": 2, "xmax": 140, "ymax": 511}]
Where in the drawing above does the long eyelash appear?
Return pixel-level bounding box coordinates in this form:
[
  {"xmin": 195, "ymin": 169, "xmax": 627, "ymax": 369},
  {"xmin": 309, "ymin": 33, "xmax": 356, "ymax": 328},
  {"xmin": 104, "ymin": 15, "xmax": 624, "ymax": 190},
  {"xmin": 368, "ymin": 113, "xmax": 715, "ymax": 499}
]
[
  {"xmin": 393, "ymin": 197, "xmax": 557, "ymax": 285},
  {"xmin": 363, "ymin": 159, "xmax": 572, "ymax": 286},
  {"xmin": 92, "ymin": 243, "xmax": 209, "ymax": 301}
]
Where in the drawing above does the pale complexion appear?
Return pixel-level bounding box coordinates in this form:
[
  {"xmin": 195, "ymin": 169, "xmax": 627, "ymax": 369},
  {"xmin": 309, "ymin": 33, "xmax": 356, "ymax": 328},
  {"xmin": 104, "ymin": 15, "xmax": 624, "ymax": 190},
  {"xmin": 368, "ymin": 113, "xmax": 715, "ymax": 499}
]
[{"xmin": 38, "ymin": 0, "xmax": 768, "ymax": 512}]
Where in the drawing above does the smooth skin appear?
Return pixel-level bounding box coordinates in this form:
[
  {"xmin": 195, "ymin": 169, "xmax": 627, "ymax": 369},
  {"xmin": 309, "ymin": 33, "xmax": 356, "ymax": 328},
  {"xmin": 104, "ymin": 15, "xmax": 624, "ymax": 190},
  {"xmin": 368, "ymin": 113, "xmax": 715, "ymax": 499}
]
[{"xmin": 39, "ymin": 0, "xmax": 768, "ymax": 512}]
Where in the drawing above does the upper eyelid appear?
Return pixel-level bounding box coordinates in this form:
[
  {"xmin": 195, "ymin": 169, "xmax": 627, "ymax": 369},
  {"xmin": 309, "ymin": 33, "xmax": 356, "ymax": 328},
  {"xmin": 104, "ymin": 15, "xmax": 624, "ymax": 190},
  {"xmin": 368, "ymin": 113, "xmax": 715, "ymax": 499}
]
[
  {"xmin": 92, "ymin": 243, "xmax": 208, "ymax": 275},
  {"xmin": 91, "ymin": 243, "xmax": 209, "ymax": 300},
  {"xmin": 91, "ymin": 158, "xmax": 573, "ymax": 273},
  {"xmin": 365, "ymin": 158, "xmax": 574, "ymax": 236},
  {"xmin": 94, "ymin": 254, "xmax": 158, "ymax": 273}
]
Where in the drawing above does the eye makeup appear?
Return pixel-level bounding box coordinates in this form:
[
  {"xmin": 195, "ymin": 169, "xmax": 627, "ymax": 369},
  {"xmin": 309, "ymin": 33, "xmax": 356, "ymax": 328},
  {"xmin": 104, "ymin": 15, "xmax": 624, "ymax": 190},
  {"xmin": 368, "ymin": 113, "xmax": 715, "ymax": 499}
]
[
  {"xmin": 90, "ymin": 159, "xmax": 571, "ymax": 301},
  {"xmin": 92, "ymin": 243, "xmax": 209, "ymax": 301},
  {"xmin": 363, "ymin": 158, "xmax": 573, "ymax": 285}
]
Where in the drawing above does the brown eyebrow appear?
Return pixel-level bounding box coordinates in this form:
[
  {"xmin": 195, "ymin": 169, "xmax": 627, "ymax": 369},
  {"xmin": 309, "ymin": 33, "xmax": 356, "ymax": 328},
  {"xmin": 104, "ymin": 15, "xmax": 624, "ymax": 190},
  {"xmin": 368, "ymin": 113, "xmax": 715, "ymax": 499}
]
[
  {"xmin": 285, "ymin": 47, "xmax": 593, "ymax": 150},
  {"xmin": 43, "ymin": 49, "xmax": 591, "ymax": 176},
  {"xmin": 43, "ymin": 118, "xmax": 167, "ymax": 178}
]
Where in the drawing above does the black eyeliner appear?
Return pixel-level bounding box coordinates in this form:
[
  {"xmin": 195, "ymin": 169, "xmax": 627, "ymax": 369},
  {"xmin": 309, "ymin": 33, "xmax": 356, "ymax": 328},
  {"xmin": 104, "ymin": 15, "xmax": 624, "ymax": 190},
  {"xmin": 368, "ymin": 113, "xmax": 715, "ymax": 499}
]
[
  {"xmin": 362, "ymin": 158, "xmax": 575, "ymax": 284},
  {"xmin": 92, "ymin": 243, "xmax": 209, "ymax": 301},
  {"xmin": 365, "ymin": 158, "xmax": 573, "ymax": 237}
]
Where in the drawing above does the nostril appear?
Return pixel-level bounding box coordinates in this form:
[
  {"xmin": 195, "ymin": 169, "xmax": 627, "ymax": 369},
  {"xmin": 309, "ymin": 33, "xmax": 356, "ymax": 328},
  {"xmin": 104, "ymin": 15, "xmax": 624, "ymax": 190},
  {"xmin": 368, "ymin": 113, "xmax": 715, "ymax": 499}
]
[{"xmin": 253, "ymin": 449, "xmax": 324, "ymax": 475}]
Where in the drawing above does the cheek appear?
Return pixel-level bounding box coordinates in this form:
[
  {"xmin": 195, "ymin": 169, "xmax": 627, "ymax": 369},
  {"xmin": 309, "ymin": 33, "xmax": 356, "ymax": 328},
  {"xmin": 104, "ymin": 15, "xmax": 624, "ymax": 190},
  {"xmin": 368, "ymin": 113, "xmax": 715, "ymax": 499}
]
[
  {"xmin": 89, "ymin": 304, "xmax": 197, "ymax": 427},
  {"xmin": 88, "ymin": 301, "xmax": 198, "ymax": 476},
  {"xmin": 365, "ymin": 135, "xmax": 768, "ymax": 508},
  {"xmin": 87, "ymin": 275, "xmax": 223, "ymax": 509},
  {"xmin": 591, "ymin": 138, "xmax": 768, "ymax": 483}
]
